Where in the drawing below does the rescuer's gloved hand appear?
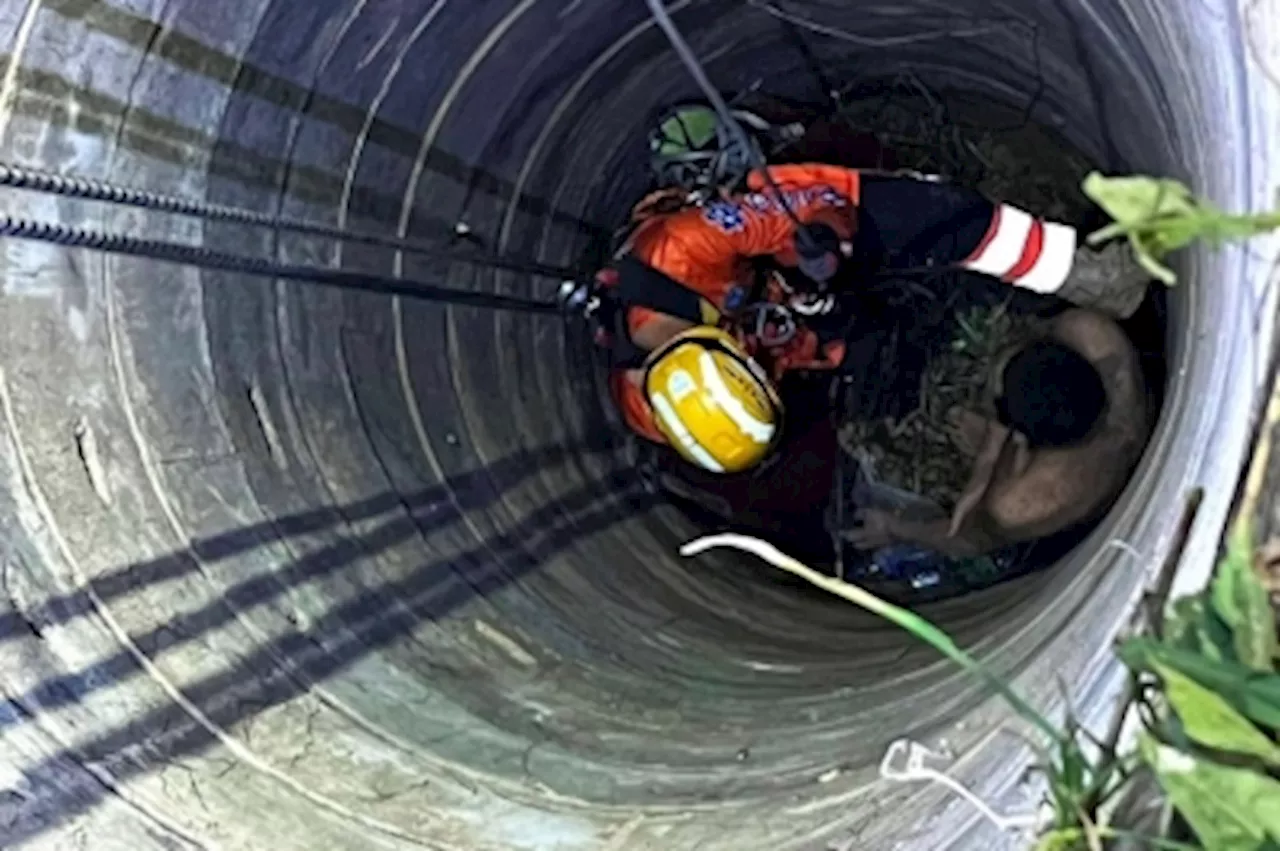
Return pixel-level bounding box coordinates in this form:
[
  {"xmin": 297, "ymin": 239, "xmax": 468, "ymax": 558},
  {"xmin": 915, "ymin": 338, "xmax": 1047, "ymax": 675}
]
[
  {"xmin": 797, "ymin": 244, "xmax": 840, "ymax": 289},
  {"xmin": 1056, "ymin": 239, "xmax": 1152, "ymax": 319},
  {"xmin": 794, "ymin": 222, "xmax": 851, "ymax": 291}
]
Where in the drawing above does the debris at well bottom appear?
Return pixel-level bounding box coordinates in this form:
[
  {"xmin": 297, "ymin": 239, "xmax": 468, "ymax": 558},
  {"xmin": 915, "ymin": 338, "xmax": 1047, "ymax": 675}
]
[
  {"xmin": 765, "ymin": 81, "xmax": 1105, "ymax": 596},
  {"xmin": 840, "ymin": 302, "xmax": 1045, "ymax": 510}
]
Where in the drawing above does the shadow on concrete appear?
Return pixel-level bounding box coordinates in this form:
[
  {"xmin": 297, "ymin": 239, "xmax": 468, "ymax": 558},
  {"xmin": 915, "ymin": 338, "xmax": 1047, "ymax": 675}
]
[
  {"xmin": 0, "ymin": 446, "xmax": 657, "ymax": 844},
  {"xmin": 0, "ymin": 440, "xmax": 616, "ymax": 653},
  {"xmin": 5, "ymin": 21, "xmax": 604, "ymax": 242}
]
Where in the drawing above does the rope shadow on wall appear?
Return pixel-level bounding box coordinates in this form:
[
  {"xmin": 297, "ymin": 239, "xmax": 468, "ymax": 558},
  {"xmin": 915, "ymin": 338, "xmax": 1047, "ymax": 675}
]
[
  {"xmin": 0, "ymin": 442, "xmax": 609, "ymax": 644},
  {"xmin": 0, "ymin": 448, "xmax": 658, "ymax": 844},
  {"xmin": 3, "ymin": 44, "xmax": 604, "ymax": 242}
]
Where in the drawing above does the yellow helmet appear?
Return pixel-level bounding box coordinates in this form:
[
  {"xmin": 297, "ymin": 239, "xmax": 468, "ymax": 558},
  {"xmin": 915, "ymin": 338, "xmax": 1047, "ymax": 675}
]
[{"xmin": 644, "ymin": 327, "xmax": 784, "ymax": 474}]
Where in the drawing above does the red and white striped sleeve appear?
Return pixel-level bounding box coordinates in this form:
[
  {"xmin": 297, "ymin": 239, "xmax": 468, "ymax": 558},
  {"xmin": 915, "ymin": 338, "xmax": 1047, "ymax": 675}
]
[{"xmin": 960, "ymin": 204, "xmax": 1078, "ymax": 295}]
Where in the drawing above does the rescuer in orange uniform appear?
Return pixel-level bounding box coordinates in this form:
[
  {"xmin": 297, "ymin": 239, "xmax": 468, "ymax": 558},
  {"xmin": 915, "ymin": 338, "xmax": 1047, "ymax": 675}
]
[
  {"xmin": 603, "ymin": 161, "xmax": 1103, "ymax": 475},
  {"xmin": 609, "ymin": 164, "xmax": 860, "ymax": 454}
]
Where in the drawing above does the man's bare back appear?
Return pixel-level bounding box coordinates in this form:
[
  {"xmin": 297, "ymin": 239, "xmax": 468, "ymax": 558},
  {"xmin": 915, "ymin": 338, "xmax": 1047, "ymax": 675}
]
[
  {"xmin": 850, "ymin": 309, "xmax": 1150, "ymax": 557},
  {"xmin": 974, "ymin": 309, "xmax": 1150, "ymax": 536}
]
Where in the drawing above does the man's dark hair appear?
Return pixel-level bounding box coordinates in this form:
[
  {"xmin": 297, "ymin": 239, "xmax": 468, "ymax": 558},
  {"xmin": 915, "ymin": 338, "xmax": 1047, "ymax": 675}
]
[{"xmin": 995, "ymin": 341, "xmax": 1107, "ymax": 448}]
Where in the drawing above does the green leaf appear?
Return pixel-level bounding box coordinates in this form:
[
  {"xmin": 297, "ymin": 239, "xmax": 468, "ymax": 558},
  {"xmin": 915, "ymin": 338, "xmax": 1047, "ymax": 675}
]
[
  {"xmin": 1130, "ymin": 240, "xmax": 1179, "ymax": 285},
  {"xmin": 1034, "ymin": 826, "xmax": 1204, "ymax": 851},
  {"xmin": 1083, "ymin": 173, "xmax": 1280, "ymax": 287},
  {"xmin": 1035, "ymin": 829, "xmax": 1085, "ymax": 851},
  {"xmin": 1140, "ymin": 735, "xmax": 1280, "ymax": 849},
  {"xmin": 1200, "ymin": 209, "xmax": 1280, "ymax": 244},
  {"xmin": 1211, "ymin": 522, "xmax": 1279, "ymax": 673},
  {"xmin": 1142, "ymin": 214, "xmax": 1208, "ymax": 255},
  {"xmin": 1082, "ymin": 173, "xmax": 1197, "ymax": 228},
  {"xmin": 1155, "ymin": 662, "xmax": 1280, "ymax": 765},
  {"xmin": 1167, "ymin": 596, "xmax": 1237, "ymax": 662},
  {"xmin": 1057, "ymin": 713, "xmax": 1087, "ymax": 797},
  {"xmin": 1119, "ymin": 639, "xmax": 1280, "ymax": 731},
  {"xmin": 1086, "ymin": 220, "xmax": 1130, "ymax": 245}
]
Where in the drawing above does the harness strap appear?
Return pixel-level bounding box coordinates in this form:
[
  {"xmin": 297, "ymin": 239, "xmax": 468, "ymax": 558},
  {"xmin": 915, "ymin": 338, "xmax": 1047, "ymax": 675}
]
[
  {"xmin": 593, "ymin": 255, "xmax": 726, "ymax": 369},
  {"xmin": 614, "ymin": 255, "xmax": 723, "ymax": 325}
]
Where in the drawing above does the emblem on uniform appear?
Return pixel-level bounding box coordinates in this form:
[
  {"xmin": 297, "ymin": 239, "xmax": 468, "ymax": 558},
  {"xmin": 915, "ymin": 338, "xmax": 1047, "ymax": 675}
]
[
  {"xmin": 818, "ymin": 187, "xmax": 847, "ymax": 206},
  {"xmin": 723, "ymin": 285, "xmax": 748, "ymax": 311},
  {"xmin": 704, "ymin": 201, "xmax": 746, "ymax": 233}
]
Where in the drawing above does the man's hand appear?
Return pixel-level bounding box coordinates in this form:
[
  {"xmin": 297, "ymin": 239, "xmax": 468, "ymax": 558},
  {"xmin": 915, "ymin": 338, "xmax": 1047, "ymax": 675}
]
[
  {"xmin": 845, "ymin": 508, "xmax": 898, "ymax": 551},
  {"xmin": 848, "ymin": 508, "xmax": 993, "ymax": 558},
  {"xmin": 947, "ymin": 407, "xmax": 992, "ymax": 458},
  {"xmin": 1055, "ymin": 240, "xmax": 1150, "ymax": 320}
]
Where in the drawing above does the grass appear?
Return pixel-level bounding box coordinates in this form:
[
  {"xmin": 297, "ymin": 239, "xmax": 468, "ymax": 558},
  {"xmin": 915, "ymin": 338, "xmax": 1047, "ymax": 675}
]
[
  {"xmin": 840, "ymin": 301, "xmax": 1043, "ymax": 509},
  {"xmin": 682, "ymin": 516, "xmax": 1280, "ymax": 850}
]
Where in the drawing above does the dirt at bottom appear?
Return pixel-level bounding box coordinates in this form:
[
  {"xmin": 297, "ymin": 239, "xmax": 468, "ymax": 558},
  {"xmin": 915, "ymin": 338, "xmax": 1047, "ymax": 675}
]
[
  {"xmin": 642, "ymin": 81, "xmax": 1150, "ymax": 602},
  {"xmin": 813, "ymin": 83, "xmax": 1106, "ymax": 599},
  {"xmin": 840, "ymin": 302, "xmax": 1048, "ymax": 510}
]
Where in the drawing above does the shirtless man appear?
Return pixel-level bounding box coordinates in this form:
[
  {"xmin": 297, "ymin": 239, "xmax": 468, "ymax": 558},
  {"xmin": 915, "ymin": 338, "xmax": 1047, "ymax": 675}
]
[{"xmin": 847, "ymin": 308, "xmax": 1151, "ymax": 558}]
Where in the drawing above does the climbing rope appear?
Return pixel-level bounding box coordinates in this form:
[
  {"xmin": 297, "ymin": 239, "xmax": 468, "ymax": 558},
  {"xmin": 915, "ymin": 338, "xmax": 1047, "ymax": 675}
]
[
  {"xmin": 644, "ymin": 0, "xmax": 824, "ymax": 257},
  {"xmin": 0, "ymin": 4, "xmax": 843, "ymax": 315},
  {"xmin": 0, "ymin": 162, "xmax": 579, "ymax": 282},
  {"xmin": 0, "ymin": 211, "xmax": 564, "ymax": 314}
]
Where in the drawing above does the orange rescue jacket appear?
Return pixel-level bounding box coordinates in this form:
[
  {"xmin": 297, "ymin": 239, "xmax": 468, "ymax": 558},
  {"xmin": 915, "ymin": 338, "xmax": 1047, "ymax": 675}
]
[{"xmin": 613, "ymin": 164, "xmax": 862, "ymax": 444}]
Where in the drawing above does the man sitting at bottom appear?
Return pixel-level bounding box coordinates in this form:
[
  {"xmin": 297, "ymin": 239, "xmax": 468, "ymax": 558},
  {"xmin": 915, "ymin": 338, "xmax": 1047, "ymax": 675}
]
[{"xmin": 847, "ymin": 308, "xmax": 1151, "ymax": 558}]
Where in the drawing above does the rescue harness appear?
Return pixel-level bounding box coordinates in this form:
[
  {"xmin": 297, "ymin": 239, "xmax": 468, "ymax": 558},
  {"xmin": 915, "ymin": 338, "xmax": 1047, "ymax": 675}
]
[{"xmin": 559, "ymin": 248, "xmax": 825, "ymax": 373}]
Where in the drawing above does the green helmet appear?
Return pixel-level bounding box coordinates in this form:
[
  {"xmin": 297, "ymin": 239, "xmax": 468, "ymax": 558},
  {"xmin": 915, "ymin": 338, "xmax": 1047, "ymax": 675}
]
[{"xmin": 648, "ymin": 103, "xmax": 773, "ymax": 193}]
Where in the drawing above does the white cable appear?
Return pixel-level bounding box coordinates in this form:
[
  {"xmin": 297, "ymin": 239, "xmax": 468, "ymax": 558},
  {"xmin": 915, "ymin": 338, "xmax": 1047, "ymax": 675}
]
[
  {"xmin": 879, "ymin": 739, "xmax": 1040, "ymax": 833},
  {"xmin": 745, "ymin": 0, "xmax": 1006, "ymax": 49}
]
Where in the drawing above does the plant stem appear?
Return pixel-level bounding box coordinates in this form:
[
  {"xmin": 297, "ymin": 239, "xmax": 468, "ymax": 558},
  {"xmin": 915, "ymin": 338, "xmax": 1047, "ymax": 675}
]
[
  {"xmin": 1096, "ymin": 828, "xmax": 1201, "ymax": 851},
  {"xmin": 1228, "ymin": 211, "xmax": 1280, "ymax": 231},
  {"xmin": 1047, "ymin": 827, "xmax": 1202, "ymax": 851},
  {"xmin": 681, "ymin": 534, "xmax": 1065, "ymax": 744},
  {"xmin": 1086, "ymin": 489, "xmax": 1202, "ymax": 817}
]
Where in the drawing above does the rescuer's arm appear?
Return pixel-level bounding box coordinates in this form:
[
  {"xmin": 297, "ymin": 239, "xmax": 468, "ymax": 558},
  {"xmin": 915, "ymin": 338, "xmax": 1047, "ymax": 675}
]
[
  {"xmin": 622, "ymin": 213, "xmax": 734, "ymax": 351},
  {"xmin": 856, "ymin": 175, "xmax": 1079, "ymax": 297}
]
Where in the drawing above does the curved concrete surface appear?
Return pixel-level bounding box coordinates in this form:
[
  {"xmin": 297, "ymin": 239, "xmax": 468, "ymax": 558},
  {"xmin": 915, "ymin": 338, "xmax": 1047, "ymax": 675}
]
[{"xmin": 0, "ymin": 1, "xmax": 1276, "ymax": 849}]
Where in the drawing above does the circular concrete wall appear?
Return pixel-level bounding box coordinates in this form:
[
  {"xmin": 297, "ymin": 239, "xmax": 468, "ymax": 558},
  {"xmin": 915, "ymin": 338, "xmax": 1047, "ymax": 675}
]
[{"xmin": 0, "ymin": 1, "xmax": 1276, "ymax": 849}]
